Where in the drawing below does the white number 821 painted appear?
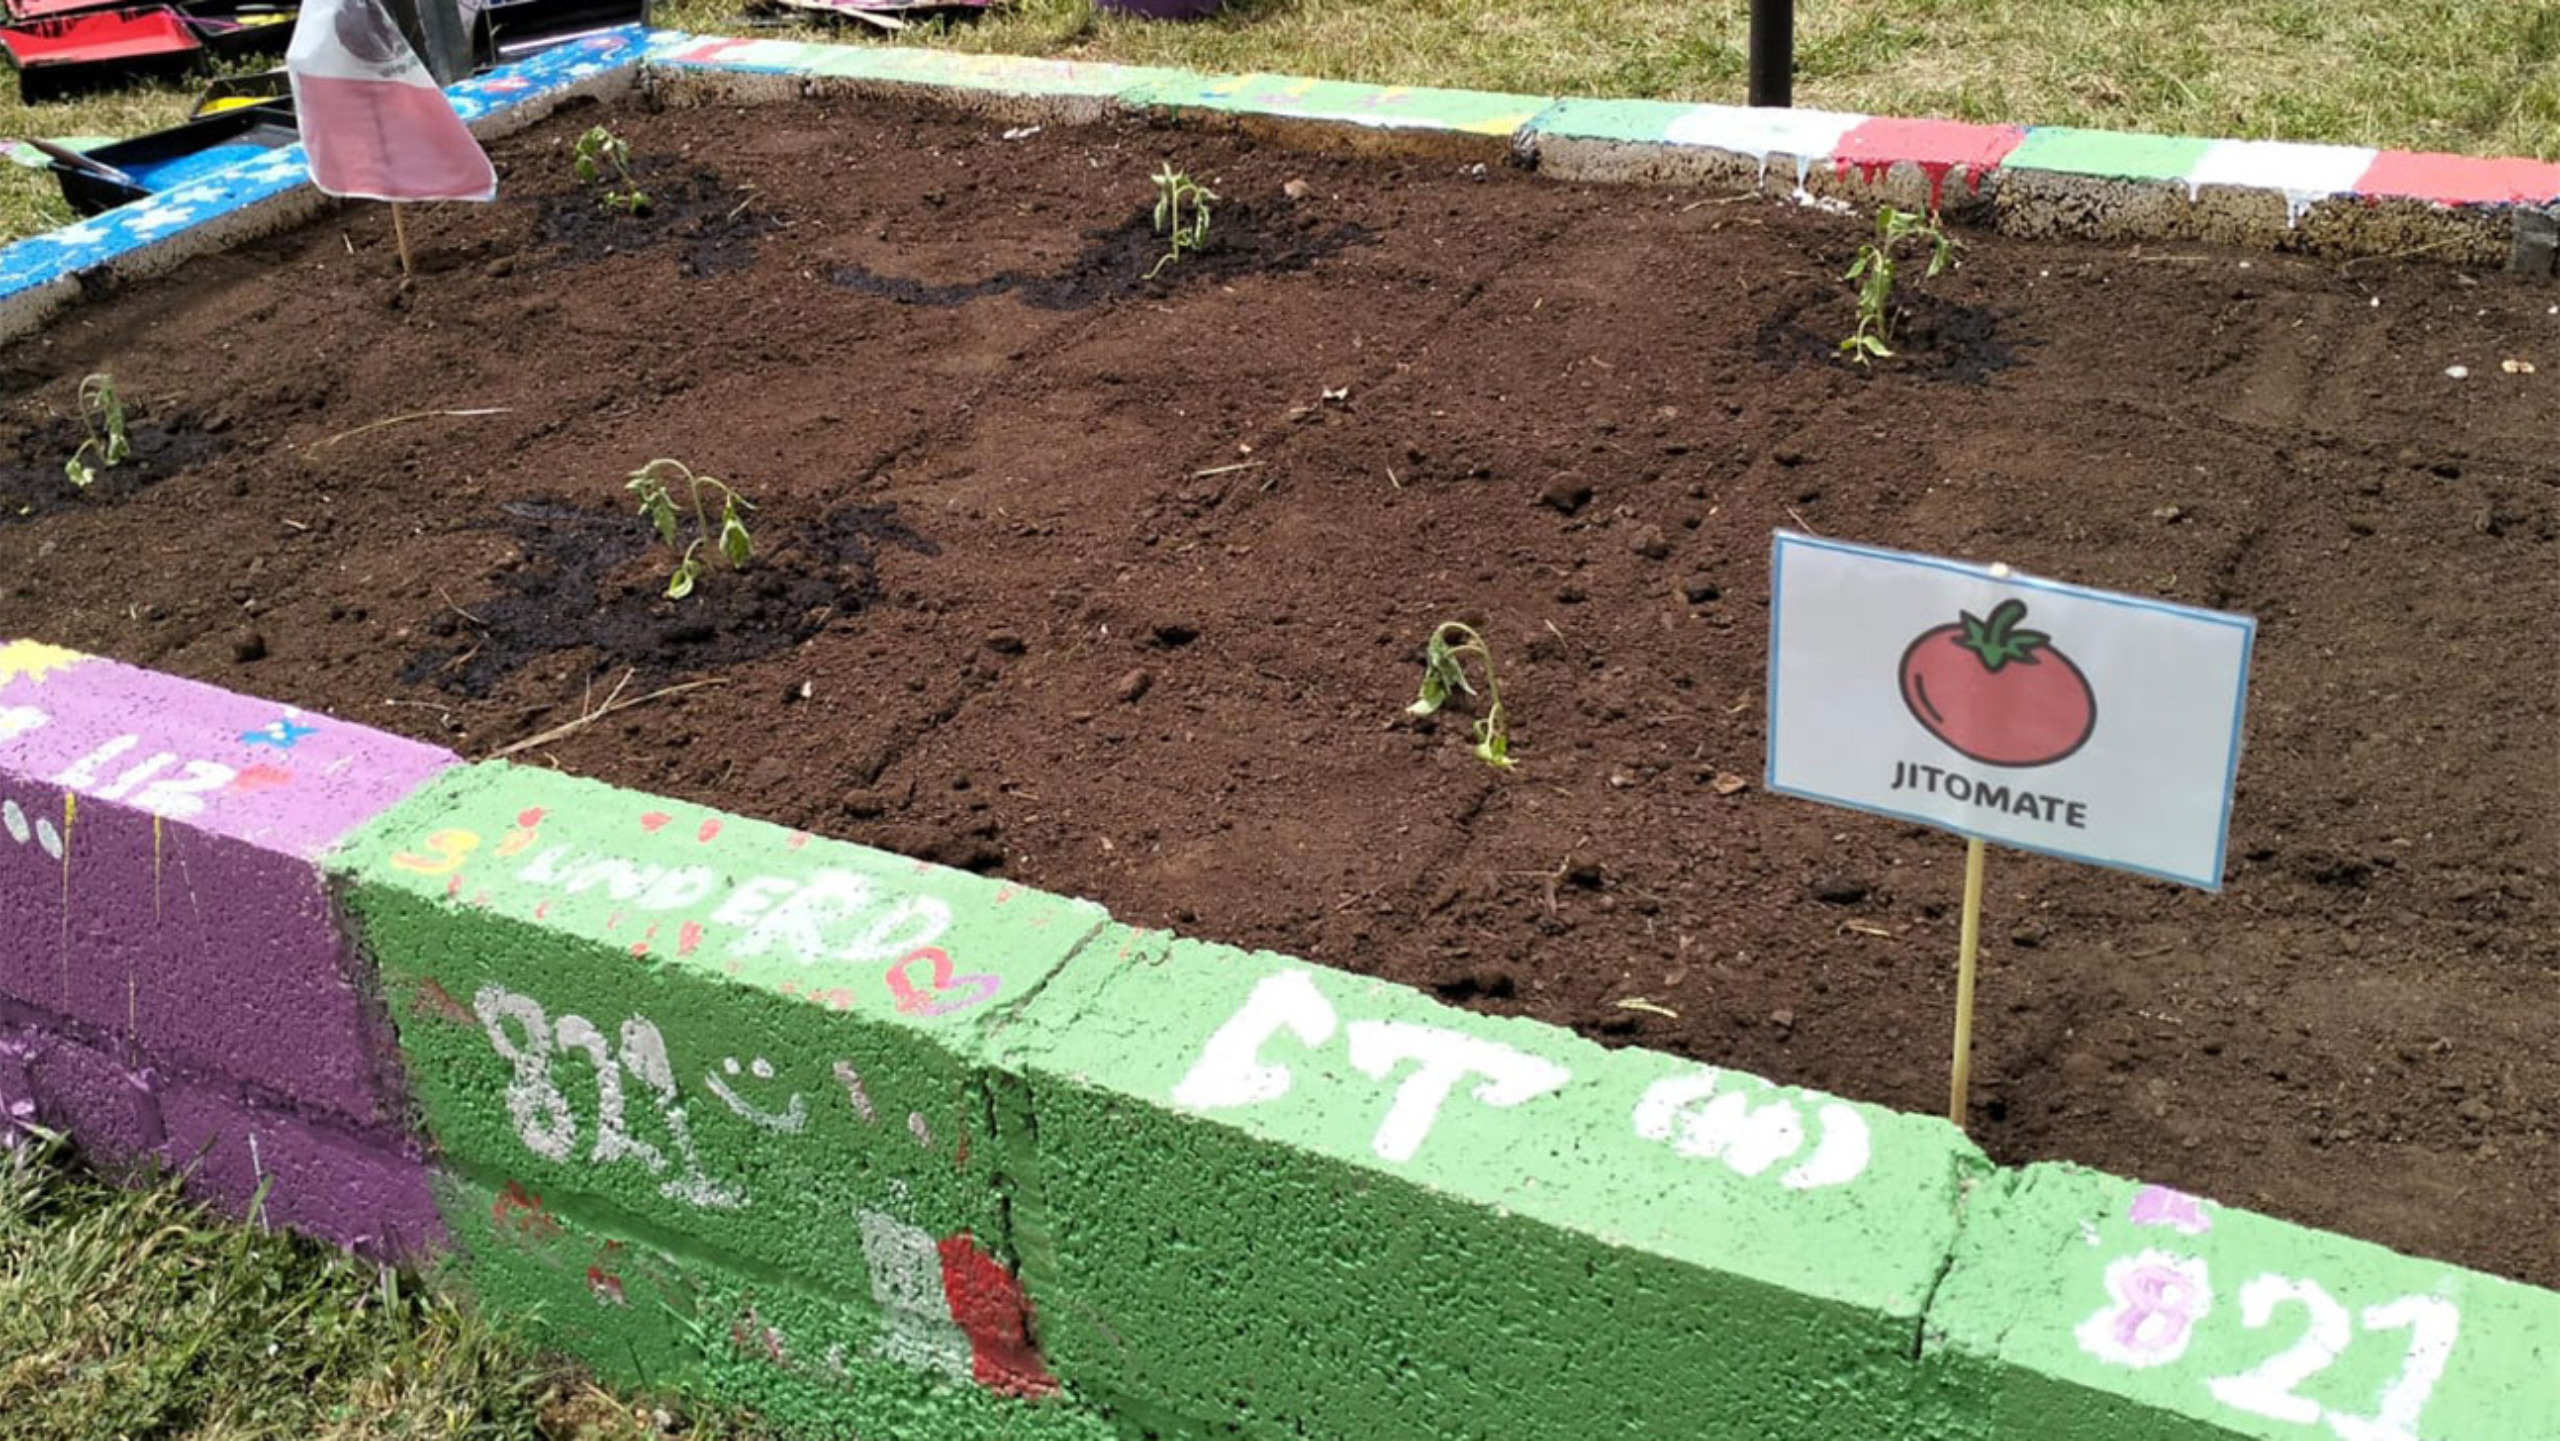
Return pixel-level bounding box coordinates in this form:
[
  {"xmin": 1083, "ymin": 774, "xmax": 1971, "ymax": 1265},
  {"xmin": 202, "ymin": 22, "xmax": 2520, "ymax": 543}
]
[{"xmin": 2080, "ymin": 1253, "xmax": 2459, "ymax": 1441}]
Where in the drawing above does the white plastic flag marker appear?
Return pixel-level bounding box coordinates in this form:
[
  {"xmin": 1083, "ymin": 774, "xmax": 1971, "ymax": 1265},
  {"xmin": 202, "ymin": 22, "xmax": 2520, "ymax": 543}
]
[
  {"xmin": 287, "ymin": 0, "xmax": 495, "ymax": 274},
  {"xmin": 1765, "ymin": 532, "xmax": 2255, "ymax": 1127}
]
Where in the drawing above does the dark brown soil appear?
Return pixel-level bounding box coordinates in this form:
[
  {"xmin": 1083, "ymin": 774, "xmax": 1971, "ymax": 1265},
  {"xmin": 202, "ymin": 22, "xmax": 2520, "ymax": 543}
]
[
  {"xmin": 2, "ymin": 94, "xmax": 2553, "ymax": 1287},
  {"xmin": 0, "ymin": 404, "xmax": 222, "ymax": 519}
]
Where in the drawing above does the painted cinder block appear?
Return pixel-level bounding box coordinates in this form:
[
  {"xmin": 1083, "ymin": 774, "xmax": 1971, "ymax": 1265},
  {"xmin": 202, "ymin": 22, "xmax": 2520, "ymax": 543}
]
[
  {"xmin": 1523, "ymin": 98, "xmax": 1870, "ymax": 191},
  {"xmin": 7, "ymin": 1024, "xmax": 160, "ymax": 1161},
  {"xmin": 158, "ymin": 1080, "xmax": 443, "ymax": 1258},
  {"xmin": 433, "ymin": 1173, "xmax": 1125, "ymax": 1440},
  {"xmin": 1827, "ymin": 116, "xmax": 2026, "ymax": 216},
  {"xmin": 0, "ymin": 1022, "xmax": 440, "ymax": 1257},
  {"xmin": 1926, "ymin": 1162, "xmax": 2560, "ymax": 1439},
  {"xmin": 0, "ymin": 641, "xmax": 454, "ymax": 1131},
  {"xmin": 329, "ymin": 762, "xmax": 1107, "ymax": 1345},
  {"xmin": 1125, "ymin": 72, "xmax": 1549, "ymax": 161},
  {"xmin": 999, "ymin": 926, "xmax": 1990, "ymax": 1441},
  {"xmin": 796, "ymin": 44, "xmax": 1195, "ymax": 124}
]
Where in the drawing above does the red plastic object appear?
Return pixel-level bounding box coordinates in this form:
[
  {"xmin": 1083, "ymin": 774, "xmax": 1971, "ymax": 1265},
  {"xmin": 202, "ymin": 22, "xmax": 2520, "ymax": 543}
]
[
  {"xmin": 2, "ymin": 6, "xmax": 201, "ymax": 100},
  {"xmin": 1, "ymin": 6, "xmax": 198, "ymax": 64},
  {"xmin": 4, "ymin": 0, "xmax": 124, "ymax": 20}
]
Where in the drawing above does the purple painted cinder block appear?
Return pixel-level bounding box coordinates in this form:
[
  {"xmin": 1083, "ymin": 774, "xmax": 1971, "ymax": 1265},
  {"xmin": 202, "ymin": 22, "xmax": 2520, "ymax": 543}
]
[
  {"xmin": 0, "ymin": 1027, "xmax": 37, "ymax": 1145},
  {"xmin": 0, "ymin": 1022, "xmax": 442, "ymax": 1258},
  {"xmin": 160, "ymin": 1081, "xmax": 445, "ymax": 1261},
  {"xmin": 15, "ymin": 1026, "xmax": 162, "ymax": 1161},
  {"xmin": 0, "ymin": 642, "xmax": 454, "ymax": 1134}
]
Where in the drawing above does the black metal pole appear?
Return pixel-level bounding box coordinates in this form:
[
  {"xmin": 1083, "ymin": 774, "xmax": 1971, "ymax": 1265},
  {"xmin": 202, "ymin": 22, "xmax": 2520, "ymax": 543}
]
[{"xmin": 1748, "ymin": 0, "xmax": 1794, "ymax": 107}]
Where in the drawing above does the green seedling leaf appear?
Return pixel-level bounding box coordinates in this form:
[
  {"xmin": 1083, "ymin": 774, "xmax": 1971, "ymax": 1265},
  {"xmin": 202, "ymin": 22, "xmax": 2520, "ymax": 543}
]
[
  {"xmin": 1408, "ymin": 665, "xmax": 1449, "ymax": 717},
  {"xmin": 1407, "ymin": 621, "xmax": 1516, "ymax": 769},
  {"xmin": 67, "ymin": 373, "xmax": 129, "ymax": 486},
  {"xmin": 631, "ymin": 459, "xmax": 756, "ymax": 600}
]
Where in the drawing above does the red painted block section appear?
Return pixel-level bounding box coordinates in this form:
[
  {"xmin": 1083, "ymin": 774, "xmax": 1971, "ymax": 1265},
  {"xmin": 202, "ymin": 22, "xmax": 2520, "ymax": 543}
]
[
  {"xmin": 938, "ymin": 1232, "xmax": 1060, "ymax": 1398},
  {"xmin": 2353, "ymin": 149, "xmax": 2560, "ymax": 206},
  {"xmin": 1831, "ymin": 117, "xmax": 2025, "ymax": 210}
]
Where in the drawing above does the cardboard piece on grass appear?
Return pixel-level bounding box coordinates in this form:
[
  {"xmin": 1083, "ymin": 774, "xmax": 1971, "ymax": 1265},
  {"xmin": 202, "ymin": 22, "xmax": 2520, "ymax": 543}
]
[
  {"xmin": 287, "ymin": 0, "xmax": 494, "ymax": 202},
  {"xmin": 1765, "ymin": 531, "xmax": 2254, "ymax": 889}
]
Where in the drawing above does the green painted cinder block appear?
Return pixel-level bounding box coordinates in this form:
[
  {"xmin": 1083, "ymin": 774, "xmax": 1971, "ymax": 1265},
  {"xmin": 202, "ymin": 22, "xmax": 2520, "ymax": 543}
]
[
  {"xmin": 1520, "ymin": 96, "xmax": 1698, "ymax": 145},
  {"xmin": 329, "ymin": 763, "xmax": 1106, "ymax": 1312},
  {"xmin": 434, "ymin": 1175, "xmax": 1125, "ymax": 1440},
  {"xmin": 998, "ymin": 927, "xmax": 1991, "ymax": 1441},
  {"xmin": 1926, "ymin": 1162, "xmax": 2560, "ymax": 1439},
  {"xmin": 1125, "ymin": 73, "xmax": 1550, "ymax": 137},
  {"xmin": 2003, "ymin": 127, "xmax": 2215, "ymax": 182},
  {"xmin": 433, "ymin": 1172, "xmax": 707, "ymax": 1390},
  {"xmin": 798, "ymin": 44, "xmax": 1194, "ymax": 99}
]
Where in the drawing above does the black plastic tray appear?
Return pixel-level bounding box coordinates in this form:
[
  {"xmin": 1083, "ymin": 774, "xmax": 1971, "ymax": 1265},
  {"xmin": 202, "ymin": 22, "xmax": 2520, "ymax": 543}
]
[{"xmin": 51, "ymin": 100, "xmax": 295, "ymax": 215}]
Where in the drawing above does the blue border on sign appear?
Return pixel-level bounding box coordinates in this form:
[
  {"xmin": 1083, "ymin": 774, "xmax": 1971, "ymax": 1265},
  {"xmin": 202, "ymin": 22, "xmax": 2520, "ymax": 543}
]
[{"xmin": 1762, "ymin": 530, "xmax": 2257, "ymax": 891}]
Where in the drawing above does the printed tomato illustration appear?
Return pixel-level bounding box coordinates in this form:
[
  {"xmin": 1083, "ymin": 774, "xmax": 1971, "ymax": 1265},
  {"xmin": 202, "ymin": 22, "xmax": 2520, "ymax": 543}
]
[{"xmin": 1898, "ymin": 597, "xmax": 2097, "ymax": 767}]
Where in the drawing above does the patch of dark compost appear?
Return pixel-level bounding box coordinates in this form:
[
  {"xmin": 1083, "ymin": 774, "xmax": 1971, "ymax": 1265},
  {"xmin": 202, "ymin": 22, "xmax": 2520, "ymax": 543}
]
[
  {"xmin": 1755, "ymin": 284, "xmax": 2021, "ymax": 385},
  {"xmin": 403, "ymin": 498, "xmax": 936, "ymax": 696},
  {"xmin": 535, "ymin": 163, "xmax": 783, "ymax": 278},
  {"xmin": 0, "ymin": 408, "xmax": 221, "ymax": 520},
  {"xmin": 829, "ymin": 197, "xmax": 1373, "ymax": 310}
]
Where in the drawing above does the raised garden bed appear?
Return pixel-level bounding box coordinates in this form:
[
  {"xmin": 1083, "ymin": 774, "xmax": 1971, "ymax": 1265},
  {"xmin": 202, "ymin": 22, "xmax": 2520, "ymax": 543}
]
[{"xmin": 1, "ymin": 91, "xmax": 2552, "ymax": 1290}]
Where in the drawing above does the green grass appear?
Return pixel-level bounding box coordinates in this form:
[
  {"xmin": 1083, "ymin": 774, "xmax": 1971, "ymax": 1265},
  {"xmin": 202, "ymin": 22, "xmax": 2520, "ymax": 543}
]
[
  {"xmin": 654, "ymin": 0, "xmax": 2560, "ymax": 158},
  {"xmin": 0, "ymin": 1133, "xmax": 762, "ymax": 1440},
  {"xmin": 2, "ymin": 0, "xmax": 2554, "ymax": 244}
]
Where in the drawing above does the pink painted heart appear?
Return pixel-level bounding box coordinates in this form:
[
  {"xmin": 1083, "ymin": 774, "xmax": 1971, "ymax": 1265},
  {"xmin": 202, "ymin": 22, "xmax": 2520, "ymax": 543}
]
[{"xmin": 884, "ymin": 947, "xmax": 1001, "ymax": 1017}]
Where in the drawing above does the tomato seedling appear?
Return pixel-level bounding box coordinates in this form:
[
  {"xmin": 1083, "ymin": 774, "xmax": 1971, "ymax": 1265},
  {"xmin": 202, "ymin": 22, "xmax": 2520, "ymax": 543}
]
[
  {"xmin": 1841, "ymin": 206, "xmax": 1961, "ymax": 364},
  {"xmin": 1406, "ymin": 621, "xmax": 1517, "ymax": 769},
  {"xmin": 63, "ymin": 372, "xmax": 130, "ymax": 490},
  {"xmin": 1898, "ymin": 597, "xmax": 2097, "ymax": 767},
  {"xmin": 1146, "ymin": 163, "xmax": 1216, "ymax": 281},
  {"xmin": 573, "ymin": 125, "xmax": 651, "ymax": 214},
  {"xmin": 626, "ymin": 458, "xmax": 753, "ymax": 600}
]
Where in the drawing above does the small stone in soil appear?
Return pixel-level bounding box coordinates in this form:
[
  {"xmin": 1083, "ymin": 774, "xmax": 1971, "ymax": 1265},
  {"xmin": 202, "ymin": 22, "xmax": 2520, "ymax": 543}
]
[
  {"xmin": 984, "ymin": 627, "xmax": 1027, "ymax": 655},
  {"xmin": 1150, "ymin": 621, "xmax": 1199, "ymax": 647},
  {"xmin": 1115, "ymin": 668, "xmax": 1154, "ymax": 703},
  {"xmin": 1812, "ymin": 874, "xmax": 1873, "ymax": 905},
  {"xmin": 230, "ymin": 628, "xmax": 268, "ymax": 663},
  {"xmin": 1537, "ymin": 476, "xmax": 1593, "ymax": 515},
  {"xmin": 1630, "ymin": 525, "xmax": 1672, "ymax": 560},
  {"xmin": 1684, "ymin": 579, "xmax": 1722, "ymax": 604}
]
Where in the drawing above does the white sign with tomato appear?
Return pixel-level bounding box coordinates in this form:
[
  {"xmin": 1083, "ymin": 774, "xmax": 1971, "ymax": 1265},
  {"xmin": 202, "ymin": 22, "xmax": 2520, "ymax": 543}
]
[{"xmin": 1765, "ymin": 532, "xmax": 2255, "ymax": 889}]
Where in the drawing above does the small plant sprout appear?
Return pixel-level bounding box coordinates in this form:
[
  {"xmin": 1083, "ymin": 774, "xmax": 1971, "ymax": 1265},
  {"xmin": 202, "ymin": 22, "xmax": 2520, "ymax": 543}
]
[
  {"xmin": 1406, "ymin": 621, "xmax": 1516, "ymax": 770},
  {"xmin": 1146, "ymin": 163, "xmax": 1216, "ymax": 280},
  {"xmin": 626, "ymin": 459, "xmax": 753, "ymax": 600},
  {"xmin": 573, "ymin": 125, "xmax": 651, "ymax": 214},
  {"xmin": 1840, "ymin": 206, "xmax": 1961, "ymax": 364},
  {"xmin": 63, "ymin": 372, "xmax": 130, "ymax": 490}
]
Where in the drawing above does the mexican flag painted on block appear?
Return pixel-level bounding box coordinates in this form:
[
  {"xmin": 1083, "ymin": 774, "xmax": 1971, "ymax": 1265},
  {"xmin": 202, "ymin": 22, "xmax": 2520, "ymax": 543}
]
[{"xmin": 287, "ymin": 0, "xmax": 495, "ymax": 202}]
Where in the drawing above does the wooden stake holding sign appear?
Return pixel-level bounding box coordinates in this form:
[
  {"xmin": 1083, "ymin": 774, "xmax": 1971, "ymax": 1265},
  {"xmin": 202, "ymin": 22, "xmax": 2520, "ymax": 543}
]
[
  {"xmin": 1764, "ymin": 534, "xmax": 2256, "ymax": 1130},
  {"xmin": 287, "ymin": 0, "xmax": 498, "ymax": 280},
  {"xmin": 391, "ymin": 203, "xmax": 414, "ymax": 278}
]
